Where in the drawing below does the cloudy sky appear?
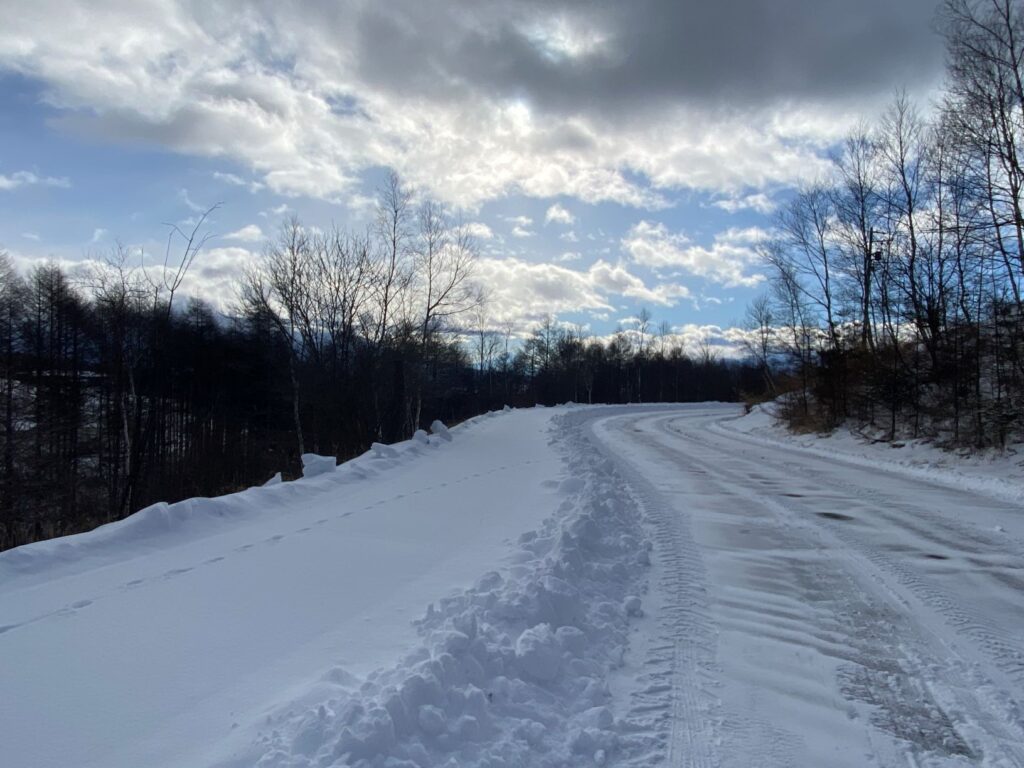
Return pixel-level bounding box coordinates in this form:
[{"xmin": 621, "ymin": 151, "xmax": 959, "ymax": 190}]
[{"xmin": 0, "ymin": 0, "xmax": 946, "ymax": 349}]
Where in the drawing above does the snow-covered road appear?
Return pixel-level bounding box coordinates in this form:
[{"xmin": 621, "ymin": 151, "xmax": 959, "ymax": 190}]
[
  {"xmin": 3, "ymin": 404, "xmax": 1023, "ymax": 767},
  {"xmin": 598, "ymin": 405, "xmax": 1024, "ymax": 767},
  {"xmin": 0, "ymin": 409, "xmax": 568, "ymax": 768}
]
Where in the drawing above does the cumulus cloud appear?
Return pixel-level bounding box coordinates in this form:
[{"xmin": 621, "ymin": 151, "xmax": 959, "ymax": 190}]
[
  {"xmin": 474, "ymin": 255, "xmax": 691, "ymax": 327},
  {"xmin": 712, "ymin": 192, "xmax": 777, "ymax": 215},
  {"xmin": 588, "ymin": 259, "xmax": 691, "ymax": 306},
  {"xmin": 259, "ymin": 203, "xmax": 291, "ymax": 219},
  {"xmin": 7, "ymin": 243, "xmax": 257, "ymax": 314},
  {"xmin": 223, "ymin": 224, "xmax": 265, "ymax": 242},
  {"xmin": 464, "ymin": 222, "xmax": 495, "ymax": 240},
  {"xmin": 474, "ymin": 256, "xmax": 610, "ymax": 324},
  {"xmin": 178, "ymin": 246, "xmax": 260, "ymax": 310},
  {"xmin": 0, "ymin": 170, "xmax": 70, "ymax": 191},
  {"xmin": 623, "ymin": 221, "xmax": 766, "ymax": 287},
  {"xmin": 545, "ymin": 203, "xmax": 575, "ymax": 225},
  {"xmin": 0, "ymin": 1, "xmax": 943, "ymax": 210}
]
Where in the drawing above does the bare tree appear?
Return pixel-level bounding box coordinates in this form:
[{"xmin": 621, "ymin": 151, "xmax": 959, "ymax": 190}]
[
  {"xmin": 414, "ymin": 203, "xmax": 481, "ymax": 345},
  {"xmin": 240, "ymin": 217, "xmax": 313, "ymax": 458},
  {"xmin": 772, "ymin": 185, "xmax": 844, "ymax": 350},
  {"xmin": 832, "ymin": 125, "xmax": 884, "ymax": 350},
  {"xmin": 743, "ymin": 293, "xmax": 776, "ymax": 394},
  {"xmin": 373, "ymin": 171, "xmax": 414, "ymax": 344}
]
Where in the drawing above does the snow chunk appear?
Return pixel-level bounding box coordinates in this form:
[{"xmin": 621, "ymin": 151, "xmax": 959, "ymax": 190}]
[
  {"xmin": 429, "ymin": 420, "xmax": 452, "ymax": 441},
  {"xmin": 515, "ymin": 624, "xmax": 562, "ymax": 682},
  {"xmin": 371, "ymin": 442, "xmax": 400, "ymax": 459},
  {"xmin": 624, "ymin": 595, "xmax": 643, "ymax": 617},
  {"xmin": 301, "ymin": 453, "xmax": 336, "ymax": 478}
]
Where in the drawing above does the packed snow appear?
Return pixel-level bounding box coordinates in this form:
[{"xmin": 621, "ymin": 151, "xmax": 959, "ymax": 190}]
[{"xmin": 2, "ymin": 403, "xmax": 1023, "ymax": 767}]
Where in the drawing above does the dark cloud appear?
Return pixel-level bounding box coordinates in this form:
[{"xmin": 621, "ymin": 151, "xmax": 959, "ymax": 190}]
[{"xmin": 344, "ymin": 0, "xmax": 945, "ymax": 116}]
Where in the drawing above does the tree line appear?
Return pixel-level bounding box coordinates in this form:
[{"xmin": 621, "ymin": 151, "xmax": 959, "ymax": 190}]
[
  {"xmin": 0, "ymin": 174, "xmax": 761, "ymax": 551},
  {"xmin": 751, "ymin": 0, "xmax": 1024, "ymax": 448}
]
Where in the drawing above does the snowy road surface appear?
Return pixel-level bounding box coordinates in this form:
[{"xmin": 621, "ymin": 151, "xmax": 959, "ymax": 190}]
[
  {"xmin": 601, "ymin": 406, "xmax": 1024, "ymax": 767},
  {"xmin": 2, "ymin": 404, "xmax": 1023, "ymax": 767}
]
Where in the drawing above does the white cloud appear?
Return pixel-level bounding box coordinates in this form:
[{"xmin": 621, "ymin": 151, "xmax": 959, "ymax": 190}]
[
  {"xmin": 91, "ymin": 228, "xmax": 107, "ymax": 243},
  {"xmin": 9, "ymin": 244, "xmax": 259, "ymax": 315},
  {"xmin": 474, "ymin": 255, "xmax": 690, "ymax": 327},
  {"xmin": 259, "ymin": 203, "xmax": 292, "ymax": 219},
  {"xmin": 589, "ymin": 322, "xmax": 757, "ymax": 359},
  {"xmin": 588, "ymin": 259, "xmax": 691, "ymax": 306},
  {"xmin": 555, "ymin": 251, "xmax": 581, "ymax": 262},
  {"xmin": 178, "ymin": 246, "xmax": 261, "ymax": 311},
  {"xmin": 503, "ymin": 215, "xmax": 533, "ymax": 227},
  {"xmin": 623, "ymin": 220, "xmax": 765, "ymax": 287},
  {"xmin": 0, "ymin": 170, "xmax": 70, "ymax": 191},
  {"xmin": 21, "ymin": 232, "xmax": 40, "ymax": 241},
  {"xmin": 712, "ymin": 192, "xmax": 777, "ymax": 215},
  {"xmin": 213, "ymin": 171, "xmax": 265, "ymax": 193},
  {"xmin": 560, "ymin": 230, "xmax": 579, "ymax": 243},
  {"xmin": 669, "ymin": 323, "xmax": 757, "ymax": 359},
  {"xmin": 715, "ymin": 226, "xmax": 772, "ymax": 246},
  {"xmin": 0, "ymin": 3, "xmax": 844, "ymax": 210},
  {"xmin": 223, "ymin": 224, "xmax": 265, "ymax": 242},
  {"xmin": 464, "ymin": 222, "xmax": 494, "ymax": 240},
  {"xmin": 178, "ymin": 189, "xmax": 209, "ymax": 213},
  {"xmin": 522, "ymin": 15, "xmax": 611, "ymax": 62},
  {"xmin": 511, "ymin": 225, "xmax": 535, "ymax": 238},
  {"xmin": 474, "ymin": 256, "xmax": 610, "ymax": 325},
  {"xmin": 544, "ymin": 203, "xmax": 575, "ymax": 226}
]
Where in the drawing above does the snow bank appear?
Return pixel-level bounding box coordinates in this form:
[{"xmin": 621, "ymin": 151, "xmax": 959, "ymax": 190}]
[
  {"xmin": 244, "ymin": 411, "xmax": 652, "ymax": 768},
  {"xmin": 0, "ymin": 408, "xmax": 516, "ymax": 585},
  {"xmin": 723, "ymin": 403, "xmax": 1024, "ymax": 504}
]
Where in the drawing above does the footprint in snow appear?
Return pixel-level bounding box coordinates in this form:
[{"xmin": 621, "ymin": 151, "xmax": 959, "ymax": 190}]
[
  {"xmin": 70, "ymin": 599, "xmax": 92, "ymax": 610},
  {"xmin": 204, "ymin": 556, "xmax": 225, "ymax": 565},
  {"xmin": 265, "ymin": 534, "xmax": 284, "ymax": 544}
]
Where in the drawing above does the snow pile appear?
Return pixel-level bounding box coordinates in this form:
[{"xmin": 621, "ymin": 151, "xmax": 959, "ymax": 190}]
[
  {"xmin": 429, "ymin": 420, "xmax": 452, "ymax": 442},
  {"xmin": 246, "ymin": 414, "xmax": 651, "ymax": 768}
]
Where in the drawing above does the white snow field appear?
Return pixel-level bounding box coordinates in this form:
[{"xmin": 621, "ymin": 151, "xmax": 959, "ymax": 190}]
[{"xmin": 3, "ymin": 404, "xmax": 1024, "ymax": 767}]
